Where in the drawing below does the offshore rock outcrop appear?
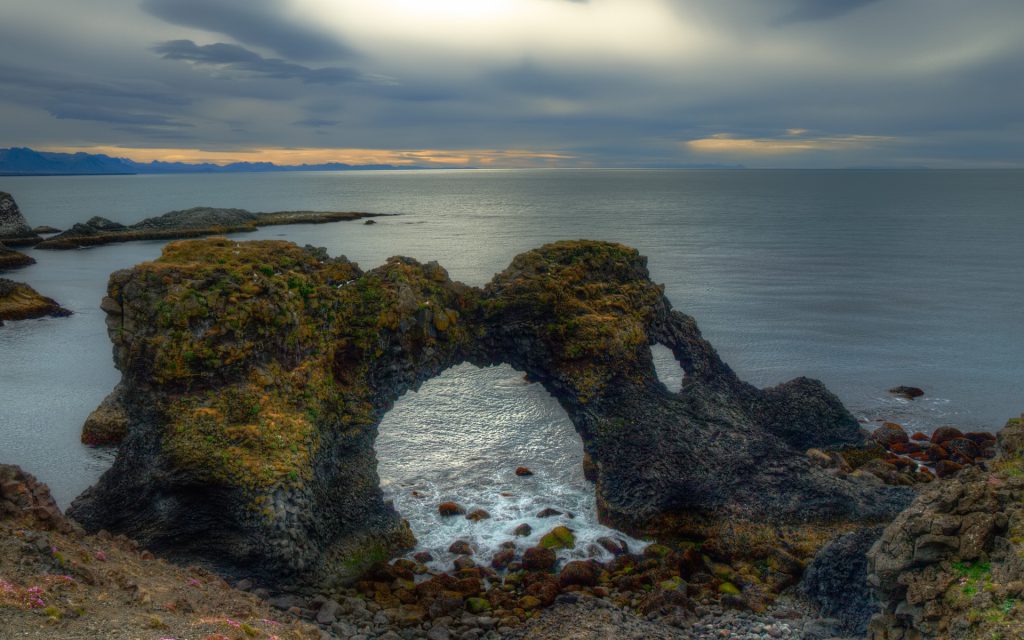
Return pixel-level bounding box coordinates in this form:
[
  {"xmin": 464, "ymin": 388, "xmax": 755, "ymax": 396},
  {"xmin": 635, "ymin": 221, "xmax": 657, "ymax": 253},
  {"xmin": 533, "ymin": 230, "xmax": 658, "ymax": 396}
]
[
  {"xmin": 35, "ymin": 207, "xmax": 383, "ymax": 249},
  {"xmin": 866, "ymin": 415, "xmax": 1024, "ymax": 640},
  {"xmin": 0, "ymin": 192, "xmax": 42, "ymax": 246},
  {"xmin": 0, "ymin": 278, "xmax": 71, "ymax": 326},
  {"xmin": 68, "ymin": 238, "xmax": 910, "ymax": 588},
  {"xmin": 0, "ymin": 242, "xmax": 35, "ymax": 271}
]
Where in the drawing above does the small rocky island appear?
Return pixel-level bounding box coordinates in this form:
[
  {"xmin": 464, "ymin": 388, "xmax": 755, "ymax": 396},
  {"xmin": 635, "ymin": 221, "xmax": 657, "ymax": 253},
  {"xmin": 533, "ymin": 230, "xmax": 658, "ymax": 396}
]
[
  {"xmin": 0, "ymin": 278, "xmax": 71, "ymax": 326},
  {"xmin": 35, "ymin": 207, "xmax": 384, "ymax": 249}
]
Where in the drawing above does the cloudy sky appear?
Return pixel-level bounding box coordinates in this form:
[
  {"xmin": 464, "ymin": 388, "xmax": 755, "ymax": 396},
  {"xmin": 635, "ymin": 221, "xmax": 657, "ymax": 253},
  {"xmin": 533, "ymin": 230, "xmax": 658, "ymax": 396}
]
[{"xmin": 1, "ymin": 0, "xmax": 1021, "ymax": 167}]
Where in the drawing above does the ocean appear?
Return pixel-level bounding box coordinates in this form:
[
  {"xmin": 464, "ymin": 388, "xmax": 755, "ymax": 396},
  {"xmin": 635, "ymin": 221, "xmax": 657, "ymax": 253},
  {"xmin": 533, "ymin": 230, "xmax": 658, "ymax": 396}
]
[{"xmin": 1, "ymin": 169, "xmax": 1022, "ymax": 565}]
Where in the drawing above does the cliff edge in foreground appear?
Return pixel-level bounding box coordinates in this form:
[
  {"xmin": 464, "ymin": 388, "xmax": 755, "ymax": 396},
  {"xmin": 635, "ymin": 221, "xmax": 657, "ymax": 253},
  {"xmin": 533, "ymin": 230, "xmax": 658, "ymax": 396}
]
[{"xmin": 69, "ymin": 238, "xmax": 911, "ymax": 589}]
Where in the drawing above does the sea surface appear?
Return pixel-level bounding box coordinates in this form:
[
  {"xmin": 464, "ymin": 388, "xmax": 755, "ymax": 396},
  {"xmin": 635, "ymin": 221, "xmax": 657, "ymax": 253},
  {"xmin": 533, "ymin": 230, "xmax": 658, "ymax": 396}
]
[{"xmin": 1, "ymin": 169, "xmax": 1022, "ymax": 563}]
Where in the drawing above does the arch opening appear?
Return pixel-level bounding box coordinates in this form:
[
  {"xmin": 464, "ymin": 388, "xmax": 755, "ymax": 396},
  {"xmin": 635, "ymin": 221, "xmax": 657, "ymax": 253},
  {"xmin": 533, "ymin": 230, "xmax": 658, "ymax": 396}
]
[
  {"xmin": 376, "ymin": 362, "xmax": 647, "ymax": 570},
  {"xmin": 650, "ymin": 342, "xmax": 687, "ymax": 392}
]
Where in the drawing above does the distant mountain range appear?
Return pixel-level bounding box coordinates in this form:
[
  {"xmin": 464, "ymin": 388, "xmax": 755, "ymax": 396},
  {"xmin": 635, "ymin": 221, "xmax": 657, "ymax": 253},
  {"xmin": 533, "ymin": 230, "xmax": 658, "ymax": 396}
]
[{"xmin": 0, "ymin": 147, "xmax": 410, "ymax": 175}]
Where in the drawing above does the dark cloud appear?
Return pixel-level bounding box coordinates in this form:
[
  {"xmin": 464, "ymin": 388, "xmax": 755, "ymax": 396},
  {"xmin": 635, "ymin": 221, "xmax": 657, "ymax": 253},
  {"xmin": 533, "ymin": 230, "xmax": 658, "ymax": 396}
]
[
  {"xmin": 49, "ymin": 104, "xmax": 192, "ymax": 127},
  {"xmin": 153, "ymin": 40, "xmax": 364, "ymax": 84},
  {"xmin": 292, "ymin": 118, "xmax": 339, "ymax": 128},
  {"xmin": 779, "ymin": 0, "xmax": 883, "ymax": 23},
  {"xmin": 141, "ymin": 0, "xmax": 352, "ymax": 60}
]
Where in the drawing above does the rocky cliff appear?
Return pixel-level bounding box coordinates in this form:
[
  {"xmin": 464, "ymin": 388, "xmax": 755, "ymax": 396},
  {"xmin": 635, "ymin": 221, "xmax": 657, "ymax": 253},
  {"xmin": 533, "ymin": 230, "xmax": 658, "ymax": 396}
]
[
  {"xmin": 867, "ymin": 415, "xmax": 1024, "ymax": 639},
  {"xmin": 0, "ymin": 192, "xmax": 42, "ymax": 246},
  {"xmin": 68, "ymin": 238, "xmax": 911, "ymax": 589}
]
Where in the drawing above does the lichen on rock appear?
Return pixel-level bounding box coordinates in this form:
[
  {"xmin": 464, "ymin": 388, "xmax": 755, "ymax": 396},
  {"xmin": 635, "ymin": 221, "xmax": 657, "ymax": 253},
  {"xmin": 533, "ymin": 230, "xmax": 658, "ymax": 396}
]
[{"xmin": 69, "ymin": 238, "xmax": 910, "ymax": 589}]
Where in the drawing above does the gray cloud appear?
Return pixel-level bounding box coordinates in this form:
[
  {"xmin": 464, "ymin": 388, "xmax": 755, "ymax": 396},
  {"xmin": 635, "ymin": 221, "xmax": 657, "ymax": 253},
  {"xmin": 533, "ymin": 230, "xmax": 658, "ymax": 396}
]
[
  {"xmin": 292, "ymin": 118, "xmax": 340, "ymax": 128},
  {"xmin": 153, "ymin": 40, "xmax": 364, "ymax": 84},
  {"xmin": 0, "ymin": 0, "xmax": 1020, "ymax": 166},
  {"xmin": 50, "ymin": 104, "xmax": 193, "ymax": 127},
  {"xmin": 141, "ymin": 0, "xmax": 352, "ymax": 60},
  {"xmin": 779, "ymin": 0, "xmax": 884, "ymax": 23}
]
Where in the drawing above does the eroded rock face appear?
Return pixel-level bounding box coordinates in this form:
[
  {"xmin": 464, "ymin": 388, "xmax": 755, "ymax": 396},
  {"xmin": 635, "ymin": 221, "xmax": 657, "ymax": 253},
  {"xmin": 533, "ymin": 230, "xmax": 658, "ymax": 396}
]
[
  {"xmin": 867, "ymin": 415, "xmax": 1024, "ymax": 640},
  {"xmin": 68, "ymin": 238, "xmax": 910, "ymax": 588},
  {"xmin": 0, "ymin": 192, "xmax": 41, "ymax": 246}
]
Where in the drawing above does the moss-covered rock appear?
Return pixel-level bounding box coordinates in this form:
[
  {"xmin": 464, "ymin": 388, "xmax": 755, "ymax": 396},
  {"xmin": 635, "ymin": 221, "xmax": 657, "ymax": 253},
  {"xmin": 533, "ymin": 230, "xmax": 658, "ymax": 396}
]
[
  {"xmin": 539, "ymin": 526, "xmax": 576, "ymax": 550},
  {"xmin": 69, "ymin": 238, "xmax": 910, "ymax": 589},
  {"xmin": 0, "ymin": 278, "xmax": 70, "ymax": 326}
]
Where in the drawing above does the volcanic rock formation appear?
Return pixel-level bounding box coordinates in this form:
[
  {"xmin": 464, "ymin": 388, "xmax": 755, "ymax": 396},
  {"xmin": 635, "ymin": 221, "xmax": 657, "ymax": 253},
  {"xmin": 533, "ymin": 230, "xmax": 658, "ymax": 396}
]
[
  {"xmin": 68, "ymin": 238, "xmax": 911, "ymax": 588},
  {"xmin": 0, "ymin": 192, "xmax": 41, "ymax": 246}
]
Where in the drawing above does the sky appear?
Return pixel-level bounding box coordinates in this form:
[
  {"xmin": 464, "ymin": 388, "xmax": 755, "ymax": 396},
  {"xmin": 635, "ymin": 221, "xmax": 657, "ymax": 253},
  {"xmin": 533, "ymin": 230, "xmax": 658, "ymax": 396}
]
[{"xmin": 0, "ymin": 0, "xmax": 1022, "ymax": 168}]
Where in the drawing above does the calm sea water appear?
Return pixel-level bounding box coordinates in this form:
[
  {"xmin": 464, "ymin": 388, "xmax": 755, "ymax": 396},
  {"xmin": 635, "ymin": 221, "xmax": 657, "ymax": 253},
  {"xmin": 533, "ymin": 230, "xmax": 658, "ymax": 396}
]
[{"xmin": 1, "ymin": 169, "xmax": 1022, "ymax": 561}]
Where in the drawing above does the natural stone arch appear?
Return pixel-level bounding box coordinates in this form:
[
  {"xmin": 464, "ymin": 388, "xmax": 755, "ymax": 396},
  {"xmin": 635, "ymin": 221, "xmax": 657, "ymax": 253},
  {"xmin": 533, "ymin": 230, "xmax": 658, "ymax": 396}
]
[{"xmin": 69, "ymin": 238, "xmax": 911, "ymax": 588}]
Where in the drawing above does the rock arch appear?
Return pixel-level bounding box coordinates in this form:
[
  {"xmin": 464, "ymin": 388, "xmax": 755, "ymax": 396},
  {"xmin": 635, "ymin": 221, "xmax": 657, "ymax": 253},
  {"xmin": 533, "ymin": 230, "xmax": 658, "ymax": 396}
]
[{"xmin": 69, "ymin": 238, "xmax": 910, "ymax": 588}]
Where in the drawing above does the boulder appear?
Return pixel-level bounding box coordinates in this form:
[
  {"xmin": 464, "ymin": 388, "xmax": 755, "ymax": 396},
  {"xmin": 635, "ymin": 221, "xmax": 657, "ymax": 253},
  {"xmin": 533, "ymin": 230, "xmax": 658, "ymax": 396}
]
[
  {"xmin": 67, "ymin": 239, "xmax": 911, "ymax": 589},
  {"xmin": 871, "ymin": 422, "xmax": 910, "ymax": 448},
  {"xmin": 800, "ymin": 526, "xmax": 883, "ymax": 636},
  {"xmin": 558, "ymin": 560, "xmax": 599, "ymax": 587},
  {"xmin": 522, "ymin": 547, "xmax": 557, "ymax": 571},
  {"xmin": 438, "ymin": 502, "xmax": 466, "ymax": 517},
  {"xmin": 81, "ymin": 383, "xmax": 129, "ymax": 446},
  {"xmin": 888, "ymin": 386, "xmax": 924, "ymax": 399},
  {"xmin": 0, "ymin": 464, "xmax": 72, "ymax": 532},
  {"xmin": 931, "ymin": 426, "xmax": 965, "ymax": 445}
]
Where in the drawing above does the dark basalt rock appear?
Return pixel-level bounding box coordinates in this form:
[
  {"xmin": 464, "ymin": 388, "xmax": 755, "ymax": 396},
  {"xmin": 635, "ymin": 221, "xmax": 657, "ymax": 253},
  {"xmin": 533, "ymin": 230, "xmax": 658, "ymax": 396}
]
[
  {"xmin": 888, "ymin": 386, "xmax": 924, "ymax": 399},
  {"xmin": 68, "ymin": 238, "xmax": 911, "ymax": 588},
  {"xmin": 35, "ymin": 207, "xmax": 383, "ymax": 250},
  {"xmin": 801, "ymin": 526, "xmax": 884, "ymax": 636},
  {"xmin": 0, "ymin": 192, "xmax": 42, "ymax": 246}
]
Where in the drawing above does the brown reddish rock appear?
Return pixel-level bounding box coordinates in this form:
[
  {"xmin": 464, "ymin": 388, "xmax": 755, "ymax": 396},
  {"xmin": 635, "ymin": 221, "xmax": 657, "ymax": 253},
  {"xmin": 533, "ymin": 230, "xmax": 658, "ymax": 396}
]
[
  {"xmin": 889, "ymin": 441, "xmax": 922, "ymax": 455},
  {"xmin": 536, "ymin": 508, "xmax": 563, "ymax": 518},
  {"xmin": 466, "ymin": 508, "xmax": 491, "ymax": 522},
  {"xmin": 910, "ymin": 431, "xmax": 929, "ymax": 441},
  {"xmin": 491, "ymin": 549, "xmax": 515, "ymax": 570},
  {"xmin": 522, "ymin": 547, "xmax": 557, "ymax": 571},
  {"xmin": 931, "ymin": 426, "xmax": 964, "ymax": 445},
  {"xmin": 448, "ymin": 540, "xmax": 473, "ymax": 555},
  {"xmin": 926, "ymin": 445, "xmax": 949, "ymax": 462},
  {"xmin": 513, "ymin": 523, "xmax": 532, "ymax": 537},
  {"xmin": 413, "ymin": 551, "xmax": 433, "ymax": 564},
  {"xmin": 596, "ymin": 536, "xmax": 629, "ymax": 556},
  {"xmin": 934, "ymin": 459, "xmax": 964, "ymax": 478},
  {"xmin": 872, "ymin": 422, "xmax": 910, "ymax": 447},
  {"xmin": 452, "ymin": 556, "xmax": 477, "ymax": 572},
  {"xmin": 438, "ymin": 502, "xmax": 466, "ymax": 517},
  {"xmin": 942, "ymin": 438, "xmax": 979, "ymax": 463},
  {"xmin": 558, "ymin": 560, "xmax": 600, "ymax": 588},
  {"xmin": 515, "ymin": 466, "xmax": 533, "ymax": 476}
]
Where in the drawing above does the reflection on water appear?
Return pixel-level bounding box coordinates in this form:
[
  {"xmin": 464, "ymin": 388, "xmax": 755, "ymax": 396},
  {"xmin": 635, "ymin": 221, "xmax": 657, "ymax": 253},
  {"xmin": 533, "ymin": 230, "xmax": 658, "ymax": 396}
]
[{"xmin": 376, "ymin": 363, "xmax": 648, "ymax": 565}]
